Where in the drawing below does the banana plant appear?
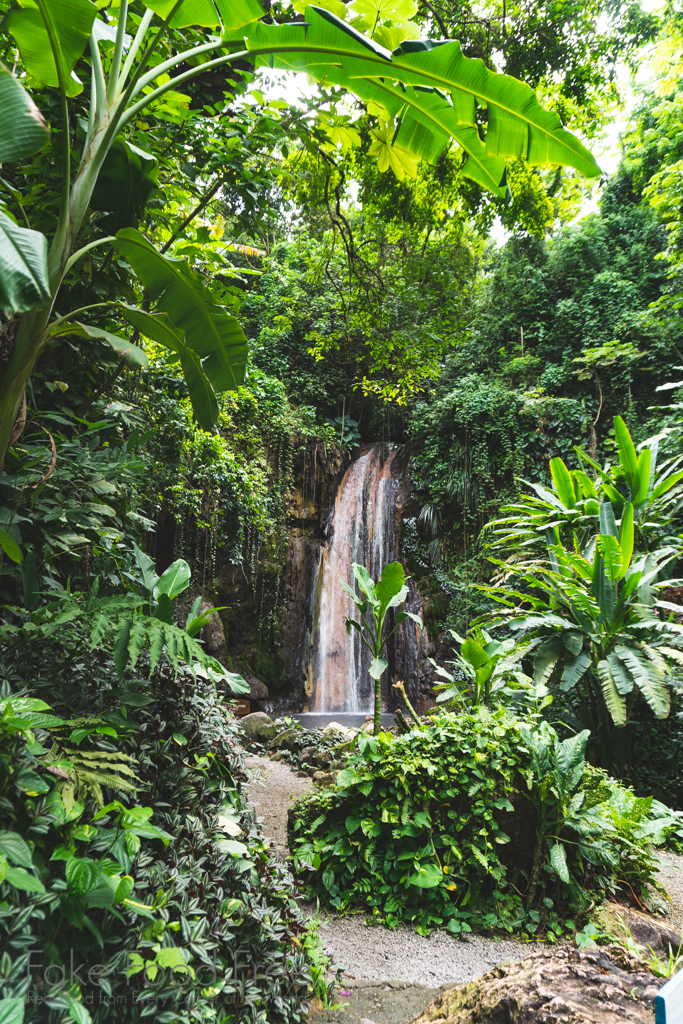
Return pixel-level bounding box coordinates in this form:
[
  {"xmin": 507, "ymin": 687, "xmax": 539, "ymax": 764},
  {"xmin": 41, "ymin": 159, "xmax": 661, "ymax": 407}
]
[
  {"xmin": 489, "ymin": 415, "xmax": 683, "ymax": 563},
  {"xmin": 0, "ymin": 0, "xmax": 601, "ymax": 465},
  {"xmin": 483, "ymin": 499, "xmax": 683, "ymax": 769},
  {"xmin": 341, "ymin": 561, "xmax": 422, "ymax": 735}
]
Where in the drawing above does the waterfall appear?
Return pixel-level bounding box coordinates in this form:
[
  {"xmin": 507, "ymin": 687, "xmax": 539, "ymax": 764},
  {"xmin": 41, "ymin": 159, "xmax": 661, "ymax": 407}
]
[{"xmin": 310, "ymin": 446, "xmax": 399, "ymax": 713}]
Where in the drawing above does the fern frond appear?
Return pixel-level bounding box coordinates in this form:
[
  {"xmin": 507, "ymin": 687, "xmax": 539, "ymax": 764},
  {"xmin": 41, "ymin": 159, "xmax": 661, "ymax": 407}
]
[
  {"xmin": 148, "ymin": 620, "xmax": 165, "ymax": 675},
  {"xmin": 127, "ymin": 618, "xmax": 148, "ymax": 669},
  {"xmin": 90, "ymin": 612, "xmax": 110, "ymax": 648}
]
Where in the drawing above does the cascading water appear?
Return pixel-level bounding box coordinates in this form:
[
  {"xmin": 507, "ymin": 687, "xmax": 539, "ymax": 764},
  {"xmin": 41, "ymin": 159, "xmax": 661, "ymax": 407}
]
[{"xmin": 310, "ymin": 446, "xmax": 399, "ymax": 713}]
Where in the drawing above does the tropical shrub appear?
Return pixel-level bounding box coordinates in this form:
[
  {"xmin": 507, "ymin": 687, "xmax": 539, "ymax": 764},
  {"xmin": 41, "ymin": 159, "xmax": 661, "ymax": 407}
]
[{"xmin": 288, "ymin": 709, "xmax": 665, "ymax": 939}]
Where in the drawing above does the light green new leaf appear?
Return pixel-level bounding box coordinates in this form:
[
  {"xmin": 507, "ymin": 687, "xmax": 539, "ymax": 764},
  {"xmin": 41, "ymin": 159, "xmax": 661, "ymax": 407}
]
[
  {"xmin": 0, "ymin": 997, "xmax": 25, "ymax": 1024},
  {"xmin": 596, "ymin": 659, "xmax": 626, "ymax": 726},
  {"xmin": 375, "ymin": 561, "xmax": 408, "ymax": 613},
  {"xmin": 549, "ymin": 842, "xmax": 570, "ymax": 883},
  {"xmin": 549, "ymin": 457, "xmax": 575, "ymax": 509},
  {"xmin": 352, "ymin": 563, "xmax": 378, "ymax": 604},
  {"xmin": 142, "ymin": 0, "xmax": 219, "ymax": 27},
  {"xmin": 0, "ymin": 64, "xmax": 48, "ymax": 163},
  {"xmin": 618, "ymin": 503, "xmax": 634, "ymax": 578},
  {"xmin": 4, "ymin": 865, "xmax": 46, "ymax": 893},
  {"xmin": 0, "ymin": 210, "xmax": 50, "ymax": 314},
  {"xmin": 369, "ymin": 656, "xmax": 388, "ymax": 679},
  {"xmin": 614, "ymin": 415, "xmax": 637, "ymax": 479},
  {"xmin": 0, "ymin": 529, "xmax": 22, "ymax": 564},
  {"xmin": 214, "ymin": 0, "xmax": 264, "ymax": 30},
  {"xmin": 632, "ymin": 449, "xmax": 651, "ymax": 506},
  {"xmin": 153, "ymin": 558, "xmax": 191, "ymax": 600},
  {"xmin": 113, "ymin": 230, "xmax": 248, "ymax": 394},
  {"xmin": 3, "ymin": 0, "xmax": 98, "ymax": 97},
  {"xmin": 118, "ymin": 306, "xmax": 219, "ymax": 429}
]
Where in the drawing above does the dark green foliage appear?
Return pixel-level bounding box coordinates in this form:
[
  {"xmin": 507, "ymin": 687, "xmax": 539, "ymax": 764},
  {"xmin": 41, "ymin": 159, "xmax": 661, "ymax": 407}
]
[
  {"xmin": 1, "ymin": 638, "xmax": 316, "ymax": 1023},
  {"xmin": 289, "ymin": 709, "xmax": 665, "ymax": 939}
]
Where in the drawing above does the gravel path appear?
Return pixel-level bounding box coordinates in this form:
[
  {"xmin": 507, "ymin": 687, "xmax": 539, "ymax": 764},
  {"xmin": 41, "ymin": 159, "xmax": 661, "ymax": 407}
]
[
  {"xmin": 657, "ymin": 850, "xmax": 683, "ymax": 936},
  {"xmin": 244, "ymin": 754, "xmax": 527, "ymax": 986}
]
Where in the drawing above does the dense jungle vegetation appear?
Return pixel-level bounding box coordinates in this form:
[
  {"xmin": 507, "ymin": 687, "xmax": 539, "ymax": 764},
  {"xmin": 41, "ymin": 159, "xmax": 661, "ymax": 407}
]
[{"xmin": 2, "ymin": 0, "xmax": 683, "ymax": 1019}]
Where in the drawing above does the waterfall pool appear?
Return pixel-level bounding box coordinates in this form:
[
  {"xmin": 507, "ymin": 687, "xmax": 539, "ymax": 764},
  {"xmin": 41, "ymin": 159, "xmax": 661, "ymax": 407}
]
[{"xmin": 293, "ymin": 712, "xmax": 397, "ymax": 731}]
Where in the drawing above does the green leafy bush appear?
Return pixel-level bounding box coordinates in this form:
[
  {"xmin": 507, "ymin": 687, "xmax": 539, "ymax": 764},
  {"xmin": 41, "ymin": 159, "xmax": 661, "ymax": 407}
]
[
  {"xmin": 289, "ymin": 709, "xmax": 667, "ymax": 938},
  {"xmin": 0, "ymin": 636, "xmax": 317, "ymax": 1023}
]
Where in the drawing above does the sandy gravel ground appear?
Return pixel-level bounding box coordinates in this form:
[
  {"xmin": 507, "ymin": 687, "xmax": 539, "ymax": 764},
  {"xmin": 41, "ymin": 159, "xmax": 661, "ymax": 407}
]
[{"xmin": 244, "ymin": 754, "xmax": 683, "ymax": 1024}]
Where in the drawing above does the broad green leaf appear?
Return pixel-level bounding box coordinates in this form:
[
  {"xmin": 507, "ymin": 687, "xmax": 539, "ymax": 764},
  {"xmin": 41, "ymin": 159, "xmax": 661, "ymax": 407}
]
[
  {"xmin": 549, "ymin": 842, "xmax": 570, "ymax": 883},
  {"xmin": 244, "ymin": 7, "xmax": 600, "ymax": 197},
  {"xmin": 0, "ymin": 64, "xmax": 48, "ymax": 163},
  {"xmin": 560, "ymin": 652, "xmax": 590, "ymax": 692},
  {"xmin": 614, "ymin": 415, "xmax": 637, "ymax": 480},
  {"xmin": 618, "ymin": 503, "xmax": 634, "ymax": 578},
  {"xmin": 375, "ymin": 561, "xmax": 408, "ymax": 613},
  {"xmin": 598, "ymin": 501, "xmax": 618, "ymax": 539},
  {"xmin": 650, "ymin": 469, "xmax": 683, "ymax": 502},
  {"xmin": 219, "ymin": 839, "xmax": 249, "ymax": 856},
  {"xmin": 0, "ymin": 210, "xmax": 50, "ymax": 314},
  {"xmin": 352, "ymin": 562, "xmax": 378, "ymax": 603},
  {"xmin": 0, "ymin": 830, "xmax": 33, "ymax": 868},
  {"xmin": 133, "ymin": 541, "xmax": 158, "ymax": 594},
  {"xmin": 549, "ymin": 457, "xmax": 575, "ymax": 508},
  {"xmin": 409, "ymin": 862, "xmax": 443, "ymax": 888},
  {"xmin": 214, "ymin": 0, "xmax": 264, "ymax": 30},
  {"xmin": 597, "ymin": 534, "xmax": 621, "ymax": 582},
  {"xmin": 118, "ymin": 306, "xmax": 219, "ymax": 429},
  {"xmin": 4, "ymin": 865, "xmax": 46, "ymax": 893},
  {"xmin": 596, "ymin": 659, "xmax": 626, "ymax": 727},
  {"xmin": 71, "ymin": 324, "xmax": 149, "ymax": 369},
  {"xmin": 0, "ymin": 996, "xmax": 25, "ymax": 1024},
  {"xmin": 91, "ymin": 137, "xmax": 158, "ymax": 231},
  {"xmin": 369, "ymin": 656, "xmax": 388, "ymax": 679},
  {"xmin": 614, "ymin": 644, "xmax": 669, "ymax": 719},
  {"xmin": 113, "ymin": 230, "xmax": 248, "ymax": 393},
  {"xmin": 606, "ymin": 652, "xmax": 633, "ymax": 695},
  {"xmin": 65, "ymin": 995, "xmax": 92, "ymax": 1024},
  {"xmin": 153, "ymin": 558, "xmax": 191, "ymax": 600},
  {"xmin": 66, "ymin": 856, "xmax": 100, "ymax": 894},
  {"xmin": 573, "ymin": 469, "xmax": 597, "ymax": 499},
  {"xmin": 142, "ymin": 0, "xmax": 219, "ymax": 27},
  {"xmin": 4, "ymin": 0, "xmax": 98, "ymax": 97},
  {"xmin": 632, "ymin": 449, "xmax": 651, "ymax": 506},
  {"xmin": 336, "ymin": 767, "xmax": 361, "ymax": 787},
  {"xmin": 0, "ymin": 529, "xmax": 22, "ymax": 563}
]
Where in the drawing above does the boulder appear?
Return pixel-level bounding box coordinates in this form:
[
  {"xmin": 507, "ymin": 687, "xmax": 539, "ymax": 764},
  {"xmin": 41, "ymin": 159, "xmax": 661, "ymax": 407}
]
[
  {"xmin": 299, "ymin": 745, "xmax": 317, "ymax": 764},
  {"xmin": 272, "ymin": 728, "xmax": 301, "ymax": 751},
  {"xmin": 411, "ymin": 945, "xmax": 658, "ymax": 1024},
  {"xmin": 236, "ymin": 712, "xmax": 274, "ymax": 742},
  {"xmin": 321, "ymin": 721, "xmax": 353, "ymax": 741},
  {"xmin": 314, "ymin": 749, "xmax": 334, "ymax": 768},
  {"xmin": 313, "ymin": 770, "xmax": 334, "ymax": 787},
  {"xmin": 594, "ymin": 903, "xmax": 682, "ymax": 956},
  {"xmin": 332, "ymin": 737, "xmax": 357, "ymax": 755}
]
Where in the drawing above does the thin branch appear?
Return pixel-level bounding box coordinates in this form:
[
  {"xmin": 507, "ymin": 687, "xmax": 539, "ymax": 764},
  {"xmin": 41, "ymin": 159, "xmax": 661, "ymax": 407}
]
[{"xmin": 160, "ymin": 180, "xmax": 223, "ymax": 254}]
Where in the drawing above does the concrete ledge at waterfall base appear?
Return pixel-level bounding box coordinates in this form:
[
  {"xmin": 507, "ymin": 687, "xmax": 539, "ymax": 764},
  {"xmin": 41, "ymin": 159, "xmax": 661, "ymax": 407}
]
[
  {"xmin": 293, "ymin": 713, "xmax": 397, "ymax": 730},
  {"xmin": 657, "ymin": 969, "xmax": 683, "ymax": 1024}
]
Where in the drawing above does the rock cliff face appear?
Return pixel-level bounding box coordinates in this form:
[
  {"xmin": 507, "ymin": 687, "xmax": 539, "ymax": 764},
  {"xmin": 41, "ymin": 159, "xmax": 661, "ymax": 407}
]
[
  {"xmin": 281, "ymin": 443, "xmax": 436, "ymax": 713},
  {"xmin": 280, "ymin": 442, "xmax": 348, "ymax": 706}
]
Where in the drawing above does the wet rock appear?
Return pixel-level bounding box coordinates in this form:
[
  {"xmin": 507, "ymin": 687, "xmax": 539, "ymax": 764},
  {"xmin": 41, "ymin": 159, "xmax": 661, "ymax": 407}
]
[
  {"xmin": 594, "ymin": 903, "xmax": 683, "ymax": 956},
  {"xmin": 314, "ymin": 749, "xmax": 334, "ymax": 768},
  {"xmin": 237, "ymin": 712, "xmax": 275, "ymax": 742},
  {"xmin": 411, "ymin": 944, "xmax": 657, "ymax": 1024},
  {"xmin": 272, "ymin": 728, "xmax": 301, "ymax": 751},
  {"xmin": 299, "ymin": 745, "xmax": 317, "ymax": 764}
]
